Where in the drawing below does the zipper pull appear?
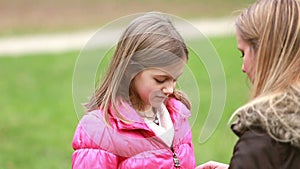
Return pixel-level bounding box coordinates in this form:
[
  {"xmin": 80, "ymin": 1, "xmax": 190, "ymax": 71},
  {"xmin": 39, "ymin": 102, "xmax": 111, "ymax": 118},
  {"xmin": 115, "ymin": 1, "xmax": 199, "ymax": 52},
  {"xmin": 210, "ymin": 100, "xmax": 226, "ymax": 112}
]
[{"xmin": 171, "ymin": 145, "xmax": 180, "ymax": 168}]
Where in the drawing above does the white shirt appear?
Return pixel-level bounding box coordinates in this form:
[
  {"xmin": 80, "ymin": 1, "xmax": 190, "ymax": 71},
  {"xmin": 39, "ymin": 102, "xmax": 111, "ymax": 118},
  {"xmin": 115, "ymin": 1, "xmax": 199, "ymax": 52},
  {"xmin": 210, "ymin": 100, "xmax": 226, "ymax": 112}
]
[{"xmin": 142, "ymin": 104, "xmax": 174, "ymax": 147}]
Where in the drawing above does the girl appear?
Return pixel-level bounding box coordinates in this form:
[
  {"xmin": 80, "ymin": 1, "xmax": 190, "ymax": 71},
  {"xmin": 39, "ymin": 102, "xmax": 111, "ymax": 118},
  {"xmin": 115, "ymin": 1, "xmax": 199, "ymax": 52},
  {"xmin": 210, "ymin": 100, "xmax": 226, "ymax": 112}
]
[
  {"xmin": 197, "ymin": 0, "xmax": 300, "ymax": 168},
  {"xmin": 72, "ymin": 12, "xmax": 196, "ymax": 169}
]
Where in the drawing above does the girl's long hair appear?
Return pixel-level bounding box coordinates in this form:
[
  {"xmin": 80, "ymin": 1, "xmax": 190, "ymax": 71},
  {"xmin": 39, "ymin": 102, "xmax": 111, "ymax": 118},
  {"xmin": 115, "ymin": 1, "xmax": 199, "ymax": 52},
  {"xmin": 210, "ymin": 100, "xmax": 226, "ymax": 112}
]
[{"xmin": 85, "ymin": 12, "xmax": 190, "ymax": 124}]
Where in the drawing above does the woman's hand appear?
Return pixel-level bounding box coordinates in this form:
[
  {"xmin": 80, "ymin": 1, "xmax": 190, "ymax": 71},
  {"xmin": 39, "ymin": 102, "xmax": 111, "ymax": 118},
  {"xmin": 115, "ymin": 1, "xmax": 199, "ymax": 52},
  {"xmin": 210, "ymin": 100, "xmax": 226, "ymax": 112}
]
[{"xmin": 195, "ymin": 161, "xmax": 229, "ymax": 169}]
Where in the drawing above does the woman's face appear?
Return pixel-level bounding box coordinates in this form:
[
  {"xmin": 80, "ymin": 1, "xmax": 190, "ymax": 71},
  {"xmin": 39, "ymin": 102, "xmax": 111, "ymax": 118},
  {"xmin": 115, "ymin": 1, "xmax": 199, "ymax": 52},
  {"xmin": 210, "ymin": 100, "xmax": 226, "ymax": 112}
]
[
  {"xmin": 131, "ymin": 59, "xmax": 186, "ymax": 111},
  {"xmin": 236, "ymin": 31, "xmax": 256, "ymax": 83}
]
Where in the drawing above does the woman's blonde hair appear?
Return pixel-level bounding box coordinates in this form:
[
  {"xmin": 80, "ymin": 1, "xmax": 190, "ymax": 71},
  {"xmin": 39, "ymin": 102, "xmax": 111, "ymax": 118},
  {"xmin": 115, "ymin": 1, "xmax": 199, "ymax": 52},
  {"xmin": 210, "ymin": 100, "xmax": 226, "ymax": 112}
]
[
  {"xmin": 236, "ymin": 0, "xmax": 300, "ymax": 98},
  {"xmin": 232, "ymin": 0, "xmax": 300, "ymax": 146},
  {"xmin": 85, "ymin": 12, "xmax": 190, "ymax": 124}
]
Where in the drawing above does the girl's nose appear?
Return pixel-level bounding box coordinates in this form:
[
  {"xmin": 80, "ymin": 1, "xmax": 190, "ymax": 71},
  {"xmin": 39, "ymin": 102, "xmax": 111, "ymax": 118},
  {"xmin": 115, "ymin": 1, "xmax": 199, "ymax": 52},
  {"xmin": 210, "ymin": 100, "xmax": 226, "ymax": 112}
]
[{"xmin": 162, "ymin": 82, "xmax": 174, "ymax": 95}]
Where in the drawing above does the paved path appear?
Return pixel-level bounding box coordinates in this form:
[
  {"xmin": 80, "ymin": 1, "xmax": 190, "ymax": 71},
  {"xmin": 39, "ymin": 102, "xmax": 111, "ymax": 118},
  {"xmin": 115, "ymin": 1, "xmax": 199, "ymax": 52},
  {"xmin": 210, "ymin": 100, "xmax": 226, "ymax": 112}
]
[{"xmin": 0, "ymin": 17, "xmax": 235, "ymax": 56}]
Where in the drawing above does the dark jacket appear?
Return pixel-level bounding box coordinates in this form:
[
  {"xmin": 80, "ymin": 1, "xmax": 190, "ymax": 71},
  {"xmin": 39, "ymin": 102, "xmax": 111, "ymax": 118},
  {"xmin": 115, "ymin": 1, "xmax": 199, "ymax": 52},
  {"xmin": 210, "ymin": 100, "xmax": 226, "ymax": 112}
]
[{"xmin": 229, "ymin": 129, "xmax": 300, "ymax": 169}]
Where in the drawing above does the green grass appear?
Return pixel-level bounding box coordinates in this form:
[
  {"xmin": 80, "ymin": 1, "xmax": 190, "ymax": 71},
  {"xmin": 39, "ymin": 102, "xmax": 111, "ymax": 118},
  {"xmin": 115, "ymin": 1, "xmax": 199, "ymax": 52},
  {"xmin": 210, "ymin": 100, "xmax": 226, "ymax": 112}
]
[
  {"xmin": 191, "ymin": 36, "xmax": 250, "ymax": 164},
  {"xmin": 0, "ymin": 35, "xmax": 250, "ymax": 168},
  {"xmin": 0, "ymin": 52, "xmax": 78, "ymax": 169}
]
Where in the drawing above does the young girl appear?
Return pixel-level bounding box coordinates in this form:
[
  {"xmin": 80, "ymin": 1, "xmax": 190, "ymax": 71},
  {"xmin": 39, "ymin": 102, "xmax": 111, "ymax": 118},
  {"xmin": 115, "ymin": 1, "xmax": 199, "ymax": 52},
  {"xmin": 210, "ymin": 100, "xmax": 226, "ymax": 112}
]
[{"xmin": 72, "ymin": 12, "xmax": 196, "ymax": 169}]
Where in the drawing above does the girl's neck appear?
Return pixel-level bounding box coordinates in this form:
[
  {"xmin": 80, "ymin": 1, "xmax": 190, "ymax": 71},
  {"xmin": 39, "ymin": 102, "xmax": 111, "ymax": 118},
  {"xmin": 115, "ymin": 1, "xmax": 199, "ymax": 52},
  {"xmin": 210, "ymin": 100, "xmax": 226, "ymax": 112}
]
[{"xmin": 138, "ymin": 107, "xmax": 157, "ymax": 120}]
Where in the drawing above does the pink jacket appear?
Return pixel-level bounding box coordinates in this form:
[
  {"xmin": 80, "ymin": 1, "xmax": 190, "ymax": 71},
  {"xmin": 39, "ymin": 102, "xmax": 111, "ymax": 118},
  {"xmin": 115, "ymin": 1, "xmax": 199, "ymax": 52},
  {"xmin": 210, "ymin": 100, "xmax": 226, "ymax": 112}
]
[{"xmin": 72, "ymin": 98, "xmax": 196, "ymax": 169}]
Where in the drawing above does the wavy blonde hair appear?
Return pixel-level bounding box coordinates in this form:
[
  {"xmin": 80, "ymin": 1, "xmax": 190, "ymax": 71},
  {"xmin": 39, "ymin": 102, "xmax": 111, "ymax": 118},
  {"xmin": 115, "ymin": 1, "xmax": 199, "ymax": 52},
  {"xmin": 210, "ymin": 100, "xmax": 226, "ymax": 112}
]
[
  {"xmin": 231, "ymin": 0, "xmax": 300, "ymax": 146},
  {"xmin": 85, "ymin": 12, "xmax": 190, "ymax": 124}
]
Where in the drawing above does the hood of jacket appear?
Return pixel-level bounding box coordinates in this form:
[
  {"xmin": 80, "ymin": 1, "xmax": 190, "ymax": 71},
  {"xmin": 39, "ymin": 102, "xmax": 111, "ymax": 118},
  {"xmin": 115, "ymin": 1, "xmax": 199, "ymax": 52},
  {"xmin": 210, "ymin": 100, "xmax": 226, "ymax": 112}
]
[{"xmin": 231, "ymin": 84, "xmax": 300, "ymax": 148}]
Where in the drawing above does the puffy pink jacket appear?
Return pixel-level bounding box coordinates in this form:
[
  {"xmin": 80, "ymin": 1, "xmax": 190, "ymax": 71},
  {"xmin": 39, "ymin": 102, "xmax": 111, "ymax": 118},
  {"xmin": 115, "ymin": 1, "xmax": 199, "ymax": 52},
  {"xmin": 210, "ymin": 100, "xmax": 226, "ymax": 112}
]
[{"xmin": 72, "ymin": 98, "xmax": 196, "ymax": 169}]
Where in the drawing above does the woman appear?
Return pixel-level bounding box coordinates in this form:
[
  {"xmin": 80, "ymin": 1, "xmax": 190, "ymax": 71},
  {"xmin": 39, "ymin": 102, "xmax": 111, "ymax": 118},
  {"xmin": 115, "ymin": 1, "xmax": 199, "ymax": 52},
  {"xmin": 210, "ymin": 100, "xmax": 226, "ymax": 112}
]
[{"xmin": 197, "ymin": 0, "xmax": 300, "ymax": 168}]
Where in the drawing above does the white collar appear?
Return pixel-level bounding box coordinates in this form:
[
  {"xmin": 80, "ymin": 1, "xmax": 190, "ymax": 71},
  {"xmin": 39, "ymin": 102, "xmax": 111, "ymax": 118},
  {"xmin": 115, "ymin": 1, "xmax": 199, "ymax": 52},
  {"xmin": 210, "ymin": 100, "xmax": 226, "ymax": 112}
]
[{"xmin": 143, "ymin": 104, "xmax": 174, "ymax": 147}]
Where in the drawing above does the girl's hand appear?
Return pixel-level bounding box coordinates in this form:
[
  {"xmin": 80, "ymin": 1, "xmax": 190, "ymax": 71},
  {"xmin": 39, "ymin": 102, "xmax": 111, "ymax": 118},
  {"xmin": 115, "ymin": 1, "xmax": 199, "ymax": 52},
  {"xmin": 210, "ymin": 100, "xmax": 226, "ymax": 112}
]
[{"xmin": 195, "ymin": 161, "xmax": 229, "ymax": 169}]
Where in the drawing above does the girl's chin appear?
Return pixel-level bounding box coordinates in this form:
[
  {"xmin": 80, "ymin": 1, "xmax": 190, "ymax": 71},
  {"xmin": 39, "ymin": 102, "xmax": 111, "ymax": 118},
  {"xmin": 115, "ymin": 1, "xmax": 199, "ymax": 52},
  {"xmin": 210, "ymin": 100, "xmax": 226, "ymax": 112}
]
[{"xmin": 150, "ymin": 99, "xmax": 165, "ymax": 108}]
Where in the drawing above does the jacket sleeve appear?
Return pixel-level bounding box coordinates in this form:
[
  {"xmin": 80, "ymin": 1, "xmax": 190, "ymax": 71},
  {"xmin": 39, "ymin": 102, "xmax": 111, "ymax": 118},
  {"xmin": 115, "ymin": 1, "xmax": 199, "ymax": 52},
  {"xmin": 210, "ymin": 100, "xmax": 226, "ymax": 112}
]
[
  {"xmin": 72, "ymin": 115, "xmax": 119, "ymax": 169},
  {"xmin": 229, "ymin": 130, "xmax": 279, "ymax": 169}
]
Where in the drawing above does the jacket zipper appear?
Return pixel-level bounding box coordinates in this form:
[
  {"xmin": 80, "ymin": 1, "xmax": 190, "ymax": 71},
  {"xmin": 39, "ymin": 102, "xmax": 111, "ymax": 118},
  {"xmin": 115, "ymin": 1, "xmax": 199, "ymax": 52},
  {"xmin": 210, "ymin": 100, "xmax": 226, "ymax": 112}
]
[
  {"xmin": 170, "ymin": 145, "xmax": 180, "ymax": 168},
  {"xmin": 144, "ymin": 123, "xmax": 180, "ymax": 168}
]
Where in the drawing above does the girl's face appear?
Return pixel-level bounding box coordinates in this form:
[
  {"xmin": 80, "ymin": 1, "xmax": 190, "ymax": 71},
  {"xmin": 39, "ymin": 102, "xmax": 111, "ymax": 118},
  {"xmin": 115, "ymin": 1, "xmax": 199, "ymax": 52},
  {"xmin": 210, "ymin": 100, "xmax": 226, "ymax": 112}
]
[
  {"xmin": 132, "ymin": 59, "xmax": 186, "ymax": 111},
  {"xmin": 236, "ymin": 31, "xmax": 256, "ymax": 83}
]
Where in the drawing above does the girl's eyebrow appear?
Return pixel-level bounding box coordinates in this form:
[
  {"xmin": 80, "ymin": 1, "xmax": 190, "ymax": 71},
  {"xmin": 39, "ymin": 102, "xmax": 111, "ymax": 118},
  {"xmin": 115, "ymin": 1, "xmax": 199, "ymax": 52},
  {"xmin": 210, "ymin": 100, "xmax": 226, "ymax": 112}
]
[
  {"xmin": 151, "ymin": 68, "xmax": 183, "ymax": 80},
  {"xmin": 154, "ymin": 72, "xmax": 183, "ymax": 81},
  {"xmin": 153, "ymin": 74, "xmax": 170, "ymax": 78}
]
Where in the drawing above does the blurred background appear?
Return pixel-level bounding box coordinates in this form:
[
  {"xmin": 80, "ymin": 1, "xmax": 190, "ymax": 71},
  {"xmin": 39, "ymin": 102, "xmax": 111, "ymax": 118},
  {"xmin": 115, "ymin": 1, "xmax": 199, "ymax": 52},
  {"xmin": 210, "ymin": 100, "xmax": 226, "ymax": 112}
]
[{"xmin": 0, "ymin": 0, "xmax": 254, "ymax": 168}]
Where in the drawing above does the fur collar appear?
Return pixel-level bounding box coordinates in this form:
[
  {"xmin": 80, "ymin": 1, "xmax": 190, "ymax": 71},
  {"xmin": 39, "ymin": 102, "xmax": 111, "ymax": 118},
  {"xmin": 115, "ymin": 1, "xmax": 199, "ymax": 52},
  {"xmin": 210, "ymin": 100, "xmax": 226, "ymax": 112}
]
[{"xmin": 231, "ymin": 84, "xmax": 300, "ymax": 148}]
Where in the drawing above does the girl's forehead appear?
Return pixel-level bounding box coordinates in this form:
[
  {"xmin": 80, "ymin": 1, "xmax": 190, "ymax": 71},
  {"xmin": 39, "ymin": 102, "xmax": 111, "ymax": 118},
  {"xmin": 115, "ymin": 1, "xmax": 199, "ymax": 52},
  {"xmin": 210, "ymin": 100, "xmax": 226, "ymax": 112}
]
[{"xmin": 147, "ymin": 60, "xmax": 186, "ymax": 78}]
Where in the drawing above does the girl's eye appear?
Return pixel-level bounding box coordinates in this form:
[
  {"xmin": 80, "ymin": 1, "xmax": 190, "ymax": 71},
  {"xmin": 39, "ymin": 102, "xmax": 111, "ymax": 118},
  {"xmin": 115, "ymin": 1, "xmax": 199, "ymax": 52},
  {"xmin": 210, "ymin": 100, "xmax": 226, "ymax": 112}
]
[
  {"xmin": 155, "ymin": 78, "xmax": 166, "ymax": 83},
  {"xmin": 240, "ymin": 51, "xmax": 245, "ymax": 58}
]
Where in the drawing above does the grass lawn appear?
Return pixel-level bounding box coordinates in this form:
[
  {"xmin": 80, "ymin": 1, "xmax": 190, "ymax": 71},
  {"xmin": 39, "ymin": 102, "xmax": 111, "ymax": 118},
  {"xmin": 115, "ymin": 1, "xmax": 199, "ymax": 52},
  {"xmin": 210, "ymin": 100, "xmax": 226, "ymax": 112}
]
[
  {"xmin": 0, "ymin": 35, "xmax": 250, "ymax": 168},
  {"xmin": 0, "ymin": 52, "xmax": 78, "ymax": 169}
]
